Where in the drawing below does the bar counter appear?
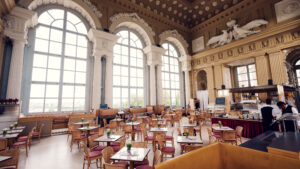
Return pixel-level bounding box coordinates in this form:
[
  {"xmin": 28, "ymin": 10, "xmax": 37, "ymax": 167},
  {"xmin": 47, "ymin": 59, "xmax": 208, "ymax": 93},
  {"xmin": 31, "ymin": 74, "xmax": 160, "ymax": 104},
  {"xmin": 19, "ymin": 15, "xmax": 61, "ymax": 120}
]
[{"xmin": 211, "ymin": 117, "xmax": 263, "ymax": 138}]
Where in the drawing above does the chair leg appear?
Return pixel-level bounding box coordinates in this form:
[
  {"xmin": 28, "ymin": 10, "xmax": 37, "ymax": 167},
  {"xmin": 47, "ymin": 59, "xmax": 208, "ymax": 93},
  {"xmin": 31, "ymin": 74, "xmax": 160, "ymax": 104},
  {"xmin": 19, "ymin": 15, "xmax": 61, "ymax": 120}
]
[
  {"xmin": 26, "ymin": 145, "xmax": 28, "ymax": 157},
  {"xmin": 83, "ymin": 159, "xmax": 85, "ymax": 169}
]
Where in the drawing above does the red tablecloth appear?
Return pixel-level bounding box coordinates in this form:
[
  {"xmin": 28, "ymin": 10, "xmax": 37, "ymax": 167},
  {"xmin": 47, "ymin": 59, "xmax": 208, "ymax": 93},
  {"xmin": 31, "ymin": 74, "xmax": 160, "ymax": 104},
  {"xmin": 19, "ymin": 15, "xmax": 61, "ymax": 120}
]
[{"xmin": 211, "ymin": 117, "xmax": 263, "ymax": 138}]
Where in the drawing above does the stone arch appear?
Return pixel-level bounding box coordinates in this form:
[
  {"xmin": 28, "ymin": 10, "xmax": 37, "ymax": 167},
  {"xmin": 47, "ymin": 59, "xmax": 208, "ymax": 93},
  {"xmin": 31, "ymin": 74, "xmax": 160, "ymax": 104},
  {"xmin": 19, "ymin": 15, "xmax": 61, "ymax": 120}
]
[
  {"xmin": 159, "ymin": 30, "xmax": 189, "ymax": 57},
  {"xmin": 27, "ymin": 0, "xmax": 102, "ymax": 29},
  {"xmin": 109, "ymin": 13, "xmax": 155, "ymax": 47},
  {"xmin": 197, "ymin": 70, "xmax": 207, "ymax": 90}
]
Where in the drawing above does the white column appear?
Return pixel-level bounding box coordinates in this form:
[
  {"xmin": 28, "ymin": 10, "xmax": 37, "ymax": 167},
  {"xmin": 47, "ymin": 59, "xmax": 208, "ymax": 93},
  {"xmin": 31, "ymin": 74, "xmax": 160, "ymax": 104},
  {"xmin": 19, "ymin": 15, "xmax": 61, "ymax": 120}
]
[
  {"xmin": 4, "ymin": 7, "xmax": 37, "ymax": 101},
  {"xmin": 179, "ymin": 55, "xmax": 192, "ymax": 106},
  {"xmin": 143, "ymin": 45, "xmax": 165, "ymax": 105},
  {"xmin": 88, "ymin": 29, "xmax": 119, "ymax": 108},
  {"xmin": 156, "ymin": 65, "xmax": 163, "ymax": 105}
]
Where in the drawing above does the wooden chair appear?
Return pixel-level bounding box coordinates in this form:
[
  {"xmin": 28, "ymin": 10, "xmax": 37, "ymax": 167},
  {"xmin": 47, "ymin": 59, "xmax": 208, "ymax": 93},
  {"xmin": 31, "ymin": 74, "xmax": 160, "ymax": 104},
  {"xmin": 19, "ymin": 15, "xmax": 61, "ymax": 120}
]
[
  {"xmin": 112, "ymin": 137, "xmax": 126, "ymax": 153},
  {"xmin": 0, "ymin": 139, "xmax": 7, "ymax": 151},
  {"xmin": 82, "ymin": 143, "xmax": 102, "ymax": 169},
  {"xmin": 142, "ymin": 129, "xmax": 154, "ymax": 145},
  {"xmin": 236, "ymin": 126, "xmax": 244, "ymax": 144},
  {"xmin": 165, "ymin": 129, "xmax": 174, "ymax": 146},
  {"xmin": 98, "ymin": 127, "xmax": 105, "ymax": 137},
  {"xmin": 103, "ymin": 163, "xmax": 126, "ymax": 169},
  {"xmin": 151, "ymin": 114, "xmax": 156, "ymax": 119},
  {"xmin": 156, "ymin": 134, "xmax": 175, "ymax": 162},
  {"xmin": 207, "ymin": 128, "xmax": 217, "ymax": 144},
  {"xmin": 135, "ymin": 123, "xmax": 146, "ymax": 140},
  {"xmin": 103, "ymin": 119, "xmax": 109, "ymax": 128},
  {"xmin": 132, "ymin": 142, "xmax": 149, "ymax": 167},
  {"xmin": 184, "ymin": 127, "xmax": 194, "ymax": 136},
  {"xmin": 32, "ymin": 123, "xmax": 44, "ymax": 142},
  {"xmin": 183, "ymin": 145, "xmax": 202, "ymax": 153},
  {"xmin": 70, "ymin": 130, "xmax": 86, "ymax": 152},
  {"xmin": 136, "ymin": 150, "xmax": 161, "ymax": 169},
  {"xmin": 102, "ymin": 146, "xmax": 128, "ymax": 168},
  {"xmin": 67, "ymin": 123, "xmax": 76, "ymax": 142},
  {"xmin": 123, "ymin": 125, "xmax": 133, "ymax": 139},
  {"xmin": 13, "ymin": 129, "xmax": 33, "ymax": 157},
  {"xmin": 0, "ymin": 149, "xmax": 20, "ymax": 169},
  {"xmin": 109, "ymin": 121, "xmax": 118, "ymax": 132},
  {"xmin": 165, "ymin": 115, "xmax": 173, "ymax": 127},
  {"xmin": 151, "ymin": 120, "xmax": 158, "ymax": 128},
  {"xmin": 88, "ymin": 134, "xmax": 107, "ymax": 152},
  {"xmin": 222, "ymin": 131, "xmax": 238, "ymax": 145},
  {"xmin": 211, "ymin": 124, "xmax": 222, "ymax": 141}
]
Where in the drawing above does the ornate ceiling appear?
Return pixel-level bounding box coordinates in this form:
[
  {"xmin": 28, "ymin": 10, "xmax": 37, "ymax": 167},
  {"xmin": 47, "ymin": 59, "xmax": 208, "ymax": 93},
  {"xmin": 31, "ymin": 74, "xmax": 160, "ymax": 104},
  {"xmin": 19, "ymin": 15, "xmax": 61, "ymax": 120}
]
[{"xmin": 128, "ymin": 0, "xmax": 243, "ymax": 28}]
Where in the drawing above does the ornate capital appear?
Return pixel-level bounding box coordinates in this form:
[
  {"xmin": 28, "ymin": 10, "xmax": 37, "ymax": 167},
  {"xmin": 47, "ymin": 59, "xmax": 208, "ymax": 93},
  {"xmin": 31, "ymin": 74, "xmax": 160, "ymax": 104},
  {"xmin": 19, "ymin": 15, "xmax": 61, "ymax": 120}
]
[
  {"xmin": 143, "ymin": 45, "xmax": 165, "ymax": 66},
  {"xmin": 4, "ymin": 7, "xmax": 37, "ymax": 43},
  {"xmin": 88, "ymin": 28, "xmax": 119, "ymax": 58}
]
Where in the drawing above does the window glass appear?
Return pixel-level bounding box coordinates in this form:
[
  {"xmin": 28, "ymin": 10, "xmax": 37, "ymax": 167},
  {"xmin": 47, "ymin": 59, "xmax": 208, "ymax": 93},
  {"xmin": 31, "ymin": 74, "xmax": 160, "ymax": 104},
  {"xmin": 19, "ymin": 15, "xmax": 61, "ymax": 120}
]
[
  {"xmin": 28, "ymin": 8, "xmax": 88, "ymax": 113},
  {"xmin": 237, "ymin": 64, "xmax": 257, "ymax": 87},
  {"xmin": 112, "ymin": 30, "xmax": 144, "ymax": 108},
  {"xmin": 161, "ymin": 43, "xmax": 181, "ymax": 106}
]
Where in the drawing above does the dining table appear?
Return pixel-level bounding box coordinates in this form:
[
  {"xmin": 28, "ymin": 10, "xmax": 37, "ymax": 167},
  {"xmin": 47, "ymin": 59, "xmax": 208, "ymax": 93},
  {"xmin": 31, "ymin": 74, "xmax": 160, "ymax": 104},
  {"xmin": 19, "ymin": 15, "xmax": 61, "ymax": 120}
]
[
  {"xmin": 78, "ymin": 126, "xmax": 99, "ymax": 147},
  {"xmin": 177, "ymin": 136, "xmax": 203, "ymax": 144},
  {"xmin": 181, "ymin": 123, "xmax": 197, "ymax": 128},
  {"xmin": 125, "ymin": 122, "xmax": 141, "ymax": 141},
  {"xmin": 0, "ymin": 156, "xmax": 11, "ymax": 162},
  {"xmin": 93, "ymin": 134, "xmax": 123, "ymax": 146},
  {"xmin": 110, "ymin": 147, "xmax": 150, "ymax": 169}
]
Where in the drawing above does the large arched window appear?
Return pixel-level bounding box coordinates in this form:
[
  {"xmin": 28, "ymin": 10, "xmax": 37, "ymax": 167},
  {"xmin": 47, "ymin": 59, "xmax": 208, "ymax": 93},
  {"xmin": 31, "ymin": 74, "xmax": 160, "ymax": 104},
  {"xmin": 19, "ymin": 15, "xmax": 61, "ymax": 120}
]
[
  {"xmin": 296, "ymin": 60, "xmax": 300, "ymax": 86},
  {"xmin": 112, "ymin": 30, "xmax": 144, "ymax": 108},
  {"xmin": 25, "ymin": 8, "xmax": 90, "ymax": 113},
  {"xmin": 161, "ymin": 43, "xmax": 181, "ymax": 106}
]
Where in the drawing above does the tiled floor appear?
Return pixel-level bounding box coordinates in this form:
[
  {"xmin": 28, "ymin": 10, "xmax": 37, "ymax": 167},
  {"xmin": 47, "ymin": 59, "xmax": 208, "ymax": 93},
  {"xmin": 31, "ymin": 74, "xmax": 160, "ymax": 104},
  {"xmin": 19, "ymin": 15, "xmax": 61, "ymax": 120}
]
[{"xmin": 18, "ymin": 118, "xmax": 248, "ymax": 169}]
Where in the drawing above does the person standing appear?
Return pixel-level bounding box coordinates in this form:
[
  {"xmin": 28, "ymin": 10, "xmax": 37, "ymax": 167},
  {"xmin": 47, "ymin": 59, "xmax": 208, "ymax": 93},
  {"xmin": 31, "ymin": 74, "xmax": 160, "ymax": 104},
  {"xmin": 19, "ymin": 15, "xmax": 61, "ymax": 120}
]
[
  {"xmin": 276, "ymin": 101, "xmax": 299, "ymax": 132},
  {"xmin": 261, "ymin": 99, "xmax": 275, "ymax": 132}
]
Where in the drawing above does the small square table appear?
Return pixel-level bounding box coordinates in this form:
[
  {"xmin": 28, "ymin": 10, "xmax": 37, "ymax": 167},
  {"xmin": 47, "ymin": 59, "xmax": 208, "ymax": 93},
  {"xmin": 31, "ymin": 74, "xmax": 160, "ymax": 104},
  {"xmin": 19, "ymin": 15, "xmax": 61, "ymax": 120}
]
[
  {"xmin": 94, "ymin": 135, "xmax": 123, "ymax": 146},
  {"xmin": 111, "ymin": 147, "xmax": 151, "ymax": 169},
  {"xmin": 150, "ymin": 128, "xmax": 168, "ymax": 132},
  {"xmin": 177, "ymin": 136, "xmax": 203, "ymax": 144},
  {"xmin": 212, "ymin": 126, "xmax": 234, "ymax": 131},
  {"xmin": 0, "ymin": 133, "xmax": 19, "ymax": 139},
  {"xmin": 0, "ymin": 156, "xmax": 12, "ymax": 162},
  {"xmin": 181, "ymin": 123, "xmax": 197, "ymax": 127},
  {"xmin": 126, "ymin": 122, "xmax": 141, "ymax": 140}
]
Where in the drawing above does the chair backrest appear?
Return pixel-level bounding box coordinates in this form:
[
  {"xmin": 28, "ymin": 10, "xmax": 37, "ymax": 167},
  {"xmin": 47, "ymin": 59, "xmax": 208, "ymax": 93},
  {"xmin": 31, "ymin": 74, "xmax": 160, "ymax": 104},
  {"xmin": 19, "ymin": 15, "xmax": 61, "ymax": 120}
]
[
  {"xmin": 222, "ymin": 131, "xmax": 237, "ymax": 141},
  {"xmin": 236, "ymin": 126, "xmax": 243, "ymax": 137},
  {"xmin": 38, "ymin": 123, "xmax": 45, "ymax": 133},
  {"xmin": 151, "ymin": 121, "xmax": 158, "ymax": 127},
  {"xmin": 185, "ymin": 127, "xmax": 194, "ymax": 136},
  {"xmin": 104, "ymin": 162, "xmax": 126, "ymax": 169},
  {"xmin": 103, "ymin": 119, "xmax": 108, "ymax": 127},
  {"xmin": 81, "ymin": 143, "xmax": 90, "ymax": 158},
  {"xmin": 155, "ymin": 133, "xmax": 166, "ymax": 148},
  {"xmin": 98, "ymin": 127, "xmax": 105, "ymax": 136},
  {"xmin": 109, "ymin": 121, "xmax": 118, "ymax": 129},
  {"xmin": 119, "ymin": 137, "xmax": 126, "ymax": 149},
  {"xmin": 137, "ymin": 118, "xmax": 143, "ymax": 123},
  {"xmin": 72, "ymin": 130, "xmax": 82, "ymax": 140},
  {"xmin": 211, "ymin": 123, "xmax": 219, "ymax": 128},
  {"xmin": 123, "ymin": 125, "xmax": 132, "ymax": 132},
  {"xmin": 27, "ymin": 127, "xmax": 35, "ymax": 144},
  {"xmin": 153, "ymin": 150, "xmax": 162, "ymax": 166},
  {"xmin": 177, "ymin": 128, "xmax": 182, "ymax": 136},
  {"xmin": 0, "ymin": 139, "xmax": 7, "ymax": 151},
  {"xmin": 0, "ymin": 149, "xmax": 20, "ymax": 169},
  {"xmin": 88, "ymin": 134, "xmax": 99, "ymax": 148},
  {"xmin": 184, "ymin": 145, "xmax": 202, "ymax": 153},
  {"xmin": 102, "ymin": 146, "xmax": 115, "ymax": 163},
  {"xmin": 115, "ymin": 131, "xmax": 125, "ymax": 136},
  {"xmin": 132, "ymin": 142, "xmax": 147, "ymax": 148}
]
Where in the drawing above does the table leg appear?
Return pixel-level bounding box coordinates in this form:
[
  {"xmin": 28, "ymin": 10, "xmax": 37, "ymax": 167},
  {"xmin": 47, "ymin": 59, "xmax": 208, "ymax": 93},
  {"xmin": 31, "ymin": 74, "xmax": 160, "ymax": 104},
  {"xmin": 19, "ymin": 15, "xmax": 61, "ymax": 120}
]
[
  {"xmin": 131, "ymin": 126, "xmax": 135, "ymax": 141},
  {"xmin": 130, "ymin": 161, "xmax": 134, "ymax": 169},
  {"xmin": 107, "ymin": 142, "xmax": 110, "ymax": 146},
  {"xmin": 87, "ymin": 130, "xmax": 90, "ymax": 147}
]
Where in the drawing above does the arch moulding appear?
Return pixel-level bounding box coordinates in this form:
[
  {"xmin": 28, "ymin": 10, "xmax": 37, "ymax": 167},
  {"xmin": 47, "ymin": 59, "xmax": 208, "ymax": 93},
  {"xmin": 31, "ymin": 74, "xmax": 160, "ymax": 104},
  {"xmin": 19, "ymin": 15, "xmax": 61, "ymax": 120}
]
[
  {"xmin": 27, "ymin": 0, "xmax": 102, "ymax": 29},
  {"xmin": 109, "ymin": 13, "xmax": 155, "ymax": 47},
  {"xmin": 159, "ymin": 30, "xmax": 189, "ymax": 57}
]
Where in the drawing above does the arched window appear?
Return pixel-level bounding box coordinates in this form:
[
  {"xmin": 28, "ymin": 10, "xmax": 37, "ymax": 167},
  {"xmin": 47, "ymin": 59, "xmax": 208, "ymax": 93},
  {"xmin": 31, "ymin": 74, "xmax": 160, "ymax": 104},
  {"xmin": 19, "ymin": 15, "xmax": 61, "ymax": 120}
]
[
  {"xmin": 296, "ymin": 60, "xmax": 300, "ymax": 86},
  {"xmin": 161, "ymin": 43, "xmax": 181, "ymax": 106},
  {"xmin": 112, "ymin": 30, "xmax": 144, "ymax": 108},
  {"xmin": 25, "ymin": 8, "xmax": 90, "ymax": 113}
]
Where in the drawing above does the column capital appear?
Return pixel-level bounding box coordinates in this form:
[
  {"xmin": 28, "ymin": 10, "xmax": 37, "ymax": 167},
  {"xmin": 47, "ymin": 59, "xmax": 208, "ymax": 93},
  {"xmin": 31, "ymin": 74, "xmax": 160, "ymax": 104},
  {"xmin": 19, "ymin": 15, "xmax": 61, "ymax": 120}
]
[
  {"xmin": 4, "ymin": 7, "xmax": 38, "ymax": 43},
  {"xmin": 88, "ymin": 28, "xmax": 120, "ymax": 57},
  {"xmin": 143, "ymin": 45, "xmax": 166, "ymax": 66}
]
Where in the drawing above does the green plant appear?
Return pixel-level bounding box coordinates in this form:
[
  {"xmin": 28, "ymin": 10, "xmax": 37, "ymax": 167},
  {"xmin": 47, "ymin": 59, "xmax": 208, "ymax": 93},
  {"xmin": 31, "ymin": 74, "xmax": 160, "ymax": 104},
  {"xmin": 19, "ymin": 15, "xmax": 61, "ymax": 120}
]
[
  {"xmin": 158, "ymin": 123, "xmax": 161, "ymax": 128},
  {"xmin": 81, "ymin": 118, "xmax": 84, "ymax": 122},
  {"xmin": 107, "ymin": 129, "xmax": 111, "ymax": 138},
  {"xmin": 126, "ymin": 143, "xmax": 132, "ymax": 151},
  {"xmin": 14, "ymin": 122, "xmax": 18, "ymax": 128},
  {"xmin": 2, "ymin": 129, "xmax": 7, "ymax": 136},
  {"xmin": 218, "ymin": 121, "xmax": 222, "ymax": 128},
  {"xmin": 189, "ymin": 119, "xmax": 193, "ymax": 124},
  {"xmin": 9, "ymin": 125, "xmax": 13, "ymax": 130},
  {"xmin": 185, "ymin": 130, "xmax": 189, "ymax": 138}
]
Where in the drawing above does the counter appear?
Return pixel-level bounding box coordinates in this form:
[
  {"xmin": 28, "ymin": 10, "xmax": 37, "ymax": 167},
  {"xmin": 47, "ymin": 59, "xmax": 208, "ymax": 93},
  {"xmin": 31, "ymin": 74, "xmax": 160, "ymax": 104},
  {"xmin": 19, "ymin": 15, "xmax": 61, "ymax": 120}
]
[{"xmin": 211, "ymin": 117, "xmax": 263, "ymax": 138}]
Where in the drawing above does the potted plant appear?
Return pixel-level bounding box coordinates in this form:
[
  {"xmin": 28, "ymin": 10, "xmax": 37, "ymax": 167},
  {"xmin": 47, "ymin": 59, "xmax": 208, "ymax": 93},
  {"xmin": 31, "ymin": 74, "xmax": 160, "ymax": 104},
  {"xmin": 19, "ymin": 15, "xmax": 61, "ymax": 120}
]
[
  {"xmin": 185, "ymin": 130, "xmax": 189, "ymax": 138},
  {"xmin": 2, "ymin": 129, "xmax": 7, "ymax": 136},
  {"xmin": 126, "ymin": 143, "xmax": 132, "ymax": 153},
  {"xmin": 158, "ymin": 123, "xmax": 161, "ymax": 128},
  {"xmin": 189, "ymin": 119, "xmax": 193, "ymax": 124},
  {"xmin": 107, "ymin": 129, "xmax": 111, "ymax": 138},
  {"xmin": 87, "ymin": 122, "xmax": 90, "ymax": 128},
  {"xmin": 9, "ymin": 124, "xmax": 13, "ymax": 130},
  {"xmin": 81, "ymin": 118, "xmax": 84, "ymax": 123},
  {"xmin": 218, "ymin": 121, "xmax": 222, "ymax": 128}
]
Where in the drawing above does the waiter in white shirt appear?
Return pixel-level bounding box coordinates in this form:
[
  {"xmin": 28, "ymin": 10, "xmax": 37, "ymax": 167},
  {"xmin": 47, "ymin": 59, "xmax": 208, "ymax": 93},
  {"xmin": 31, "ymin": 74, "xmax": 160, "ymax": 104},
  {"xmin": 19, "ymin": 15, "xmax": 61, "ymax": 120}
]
[{"xmin": 276, "ymin": 101, "xmax": 299, "ymax": 132}]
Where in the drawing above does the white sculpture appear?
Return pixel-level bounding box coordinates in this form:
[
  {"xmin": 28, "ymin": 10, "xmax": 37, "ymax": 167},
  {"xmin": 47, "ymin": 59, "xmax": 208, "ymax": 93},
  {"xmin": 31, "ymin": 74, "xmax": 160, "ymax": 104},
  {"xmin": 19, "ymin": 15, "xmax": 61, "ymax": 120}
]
[{"xmin": 207, "ymin": 19, "xmax": 268, "ymax": 48}]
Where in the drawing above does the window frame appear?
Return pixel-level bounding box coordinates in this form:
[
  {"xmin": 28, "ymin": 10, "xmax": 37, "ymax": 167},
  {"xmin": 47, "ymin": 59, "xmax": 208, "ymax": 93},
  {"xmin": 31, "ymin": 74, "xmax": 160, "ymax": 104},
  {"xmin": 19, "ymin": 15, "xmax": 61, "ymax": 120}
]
[
  {"xmin": 112, "ymin": 28, "xmax": 147, "ymax": 109},
  {"xmin": 161, "ymin": 42, "xmax": 183, "ymax": 107},
  {"xmin": 21, "ymin": 5, "xmax": 92, "ymax": 114},
  {"xmin": 236, "ymin": 64, "xmax": 258, "ymax": 88}
]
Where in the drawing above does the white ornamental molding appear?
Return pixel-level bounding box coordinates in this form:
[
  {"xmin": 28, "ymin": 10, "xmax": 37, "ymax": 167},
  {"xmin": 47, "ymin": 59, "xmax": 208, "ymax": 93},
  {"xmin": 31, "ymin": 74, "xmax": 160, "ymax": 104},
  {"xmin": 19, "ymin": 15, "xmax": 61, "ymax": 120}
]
[
  {"xmin": 28, "ymin": 0, "xmax": 102, "ymax": 29},
  {"xmin": 109, "ymin": 13, "xmax": 155, "ymax": 36},
  {"xmin": 207, "ymin": 19, "xmax": 268, "ymax": 48},
  {"xmin": 159, "ymin": 30, "xmax": 189, "ymax": 56}
]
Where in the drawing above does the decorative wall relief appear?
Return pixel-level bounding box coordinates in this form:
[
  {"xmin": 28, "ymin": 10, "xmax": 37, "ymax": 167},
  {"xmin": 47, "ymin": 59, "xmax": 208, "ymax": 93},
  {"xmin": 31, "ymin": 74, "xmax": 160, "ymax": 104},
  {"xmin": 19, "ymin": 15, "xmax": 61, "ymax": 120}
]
[
  {"xmin": 192, "ymin": 36, "xmax": 204, "ymax": 53},
  {"xmin": 207, "ymin": 19, "xmax": 268, "ymax": 48},
  {"xmin": 197, "ymin": 70, "xmax": 207, "ymax": 91},
  {"xmin": 275, "ymin": 0, "xmax": 300, "ymax": 23}
]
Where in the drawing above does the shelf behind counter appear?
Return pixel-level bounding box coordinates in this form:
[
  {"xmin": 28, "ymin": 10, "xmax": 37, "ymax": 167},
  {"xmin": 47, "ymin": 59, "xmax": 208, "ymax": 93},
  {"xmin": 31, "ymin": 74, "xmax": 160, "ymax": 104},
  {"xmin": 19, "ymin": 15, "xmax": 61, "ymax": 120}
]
[{"xmin": 211, "ymin": 117, "xmax": 263, "ymax": 138}]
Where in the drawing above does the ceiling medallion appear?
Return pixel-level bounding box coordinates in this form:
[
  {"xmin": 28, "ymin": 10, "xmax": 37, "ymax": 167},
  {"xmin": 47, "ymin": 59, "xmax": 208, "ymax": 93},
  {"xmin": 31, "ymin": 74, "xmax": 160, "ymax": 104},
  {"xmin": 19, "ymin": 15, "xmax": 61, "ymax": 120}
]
[{"xmin": 207, "ymin": 19, "xmax": 268, "ymax": 48}]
